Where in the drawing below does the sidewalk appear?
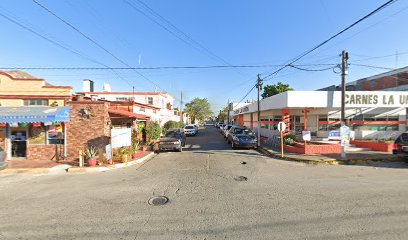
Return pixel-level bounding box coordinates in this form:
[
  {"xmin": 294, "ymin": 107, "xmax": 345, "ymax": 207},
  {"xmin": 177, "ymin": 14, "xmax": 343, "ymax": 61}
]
[
  {"xmin": 0, "ymin": 151, "xmax": 155, "ymax": 174},
  {"xmin": 258, "ymin": 144, "xmax": 406, "ymax": 165}
]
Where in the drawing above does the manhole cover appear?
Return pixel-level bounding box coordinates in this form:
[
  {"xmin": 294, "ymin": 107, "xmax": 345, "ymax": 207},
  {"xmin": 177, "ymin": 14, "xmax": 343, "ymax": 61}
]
[
  {"xmin": 240, "ymin": 161, "xmax": 247, "ymax": 165},
  {"xmin": 148, "ymin": 196, "xmax": 169, "ymax": 206},
  {"xmin": 234, "ymin": 176, "xmax": 248, "ymax": 181}
]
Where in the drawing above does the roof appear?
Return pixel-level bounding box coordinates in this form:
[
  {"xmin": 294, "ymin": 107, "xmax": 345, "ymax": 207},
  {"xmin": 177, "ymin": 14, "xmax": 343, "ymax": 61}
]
[
  {"xmin": 108, "ymin": 108, "xmax": 150, "ymax": 119},
  {"xmin": 110, "ymin": 101, "xmax": 161, "ymax": 110},
  {"xmin": 0, "ymin": 70, "xmax": 72, "ymax": 89},
  {"xmin": 0, "ymin": 106, "xmax": 70, "ymax": 123},
  {"xmin": 78, "ymin": 91, "xmax": 169, "ymax": 96}
]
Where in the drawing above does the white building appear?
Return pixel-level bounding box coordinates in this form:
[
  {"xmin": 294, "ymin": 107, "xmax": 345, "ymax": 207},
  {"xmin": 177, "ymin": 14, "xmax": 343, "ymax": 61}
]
[{"xmin": 231, "ymin": 91, "xmax": 408, "ymax": 141}]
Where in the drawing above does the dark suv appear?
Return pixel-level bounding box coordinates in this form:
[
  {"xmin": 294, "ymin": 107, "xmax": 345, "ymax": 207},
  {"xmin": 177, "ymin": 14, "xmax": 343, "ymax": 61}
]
[
  {"xmin": 393, "ymin": 133, "xmax": 408, "ymax": 160},
  {"xmin": 226, "ymin": 126, "xmax": 257, "ymax": 149}
]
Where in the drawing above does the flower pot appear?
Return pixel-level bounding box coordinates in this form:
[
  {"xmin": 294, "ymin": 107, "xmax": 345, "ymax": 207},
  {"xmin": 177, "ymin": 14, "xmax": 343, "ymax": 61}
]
[
  {"xmin": 132, "ymin": 153, "xmax": 138, "ymax": 159},
  {"xmin": 88, "ymin": 158, "xmax": 97, "ymax": 167},
  {"xmin": 121, "ymin": 154, "xmax": 128, "ymax": 163}
]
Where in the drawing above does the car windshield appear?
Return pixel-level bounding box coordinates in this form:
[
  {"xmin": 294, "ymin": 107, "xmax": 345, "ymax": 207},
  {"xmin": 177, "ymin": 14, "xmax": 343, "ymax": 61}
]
[
  {"xmin": 185, "ymin": 126, "xmax": 194, "ymax": 129},
  {"xmin": 235, "ymin": 128, "xmax": 254, "ymax": 135},
  {"xmin": 165, "ymin": 131, "xmax": 181, "ymax": 138}
]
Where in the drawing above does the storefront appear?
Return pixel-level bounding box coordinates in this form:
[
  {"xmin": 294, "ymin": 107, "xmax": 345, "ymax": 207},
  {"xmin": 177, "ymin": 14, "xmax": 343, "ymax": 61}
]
[
  {"xmin": 231, "ymin": 91, "xmax": 408, "ymax": 141},
  {"xmin": 0, "ymin": 106, "xmax": 70, "ymax": 161}
]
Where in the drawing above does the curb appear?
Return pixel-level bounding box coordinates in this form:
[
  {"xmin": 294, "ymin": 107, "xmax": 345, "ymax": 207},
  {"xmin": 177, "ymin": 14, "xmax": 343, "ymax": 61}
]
[
  {"xmin": 66, "ymin": 152, "xmax": 155, "ymax": 173},
  {"xmin": 0, "ymin": 152, "xmax": 156, "ymax": 174},
  {"xmin": 257, "ymin": 146, "xmax": 405, "ymax": 165}
]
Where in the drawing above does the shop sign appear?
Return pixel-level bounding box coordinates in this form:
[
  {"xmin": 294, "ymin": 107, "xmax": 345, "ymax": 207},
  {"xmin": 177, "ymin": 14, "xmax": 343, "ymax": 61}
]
[
  {"xmin": 105, "ymin": 144, "xmax": 112, "ymax": 160},
  {"xmin": 345, "ymin": 92, "xmax": 408, "ymax": 107},
  {"xmin": 340, "ymin": 126, "xmax": 351, "ymax": 146},
  {"xmin": 328, "ymin": 130, "xmax": 340, "ymax": 140},
  {"xmin": 234, "ymin": 106, "xmax": 249, "ymax": 115},
  {"xmin": 302, "ymin": 131, "xmax": 311, "ymax": 141}
]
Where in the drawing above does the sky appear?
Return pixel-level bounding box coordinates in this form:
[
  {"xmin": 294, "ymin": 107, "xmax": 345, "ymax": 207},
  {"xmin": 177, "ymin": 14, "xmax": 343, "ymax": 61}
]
[{"xmin": 0, "ymin": 0, "xmax": 407, "ymax": 113}]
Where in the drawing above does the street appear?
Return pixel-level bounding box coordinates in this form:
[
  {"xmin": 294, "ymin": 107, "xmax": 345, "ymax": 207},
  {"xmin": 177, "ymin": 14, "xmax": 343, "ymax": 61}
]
[{"xmin": 0, "ymin": 126, "xmax": 408, "ymax": 240}]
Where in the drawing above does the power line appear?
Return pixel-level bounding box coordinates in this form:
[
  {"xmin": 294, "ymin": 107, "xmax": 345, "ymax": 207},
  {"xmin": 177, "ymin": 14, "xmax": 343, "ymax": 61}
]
[
  {"xmin": 0, "ymin": 9, "xmax": 136, "ymax": 87},
  {"xmin": 262, "ymin": 0, "xmax": 398, "ymax": 81},
  {"xmin": 0, "ymin": 63, "xmax": 338, "ymax": 71},
  {"xmin": 349, "ymin": 63, "xmax": 395, "ymax": 70},
  {"xmin": 125, "ymin": 0, "xmax": 250, "ymax": 78},
  {"xmin": 31, "ymin": 0, "xmax": 165, "ymax": 92}
]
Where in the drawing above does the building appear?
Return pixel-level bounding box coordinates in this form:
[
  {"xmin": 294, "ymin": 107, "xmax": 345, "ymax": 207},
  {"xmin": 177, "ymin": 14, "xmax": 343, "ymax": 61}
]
[
  {"xmin": 318, "ymin": 66, "xmax": 408, "ymax": 91},
  {"xmin": 0, "ymin": 70, "xmax": 72, "ymax": 161},
  {"xmin": 78, "ymin": 82, "xmax": 187, "ymax": 125},
  {"xmin": 231, "ymin": 91, "xmax": 408, "ymax": 141}
]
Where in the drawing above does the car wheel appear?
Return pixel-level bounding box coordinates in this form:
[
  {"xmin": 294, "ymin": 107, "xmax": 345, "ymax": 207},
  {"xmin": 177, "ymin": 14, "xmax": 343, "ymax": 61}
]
[
  {"xmin": 178, "ymin": 147, "xmax": 182, "ymax": 152},
  {"xmin": 231, "ymin": 141, "xmax": 236, "ymax": 149}
]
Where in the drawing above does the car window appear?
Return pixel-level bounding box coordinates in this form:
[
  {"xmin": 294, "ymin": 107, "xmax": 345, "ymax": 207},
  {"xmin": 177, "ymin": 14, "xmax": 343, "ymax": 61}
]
[
  {"xmin": 165, "ymin": 131, "xmax": 180, "ymax": 137},
  {"xmin": 185, "ymin": 126, "xmax": 194, "ymax": 129}
]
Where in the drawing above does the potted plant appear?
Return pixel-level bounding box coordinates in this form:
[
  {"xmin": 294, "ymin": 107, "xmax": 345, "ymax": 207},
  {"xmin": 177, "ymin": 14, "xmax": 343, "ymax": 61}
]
[
  {"xmin": 131, "ymin": 141, "xmax": 140, "ymax": 159},
  {"xmin": 97, "ymin": 148, "xmax": 105, "ymax": 166},
  {"xmin": 84, "ymin": 146, "xmax": 97, "ymax": 167},
  {"xmin": 118, "ymin": 147, "xmax": 129, "ymax": 163}
]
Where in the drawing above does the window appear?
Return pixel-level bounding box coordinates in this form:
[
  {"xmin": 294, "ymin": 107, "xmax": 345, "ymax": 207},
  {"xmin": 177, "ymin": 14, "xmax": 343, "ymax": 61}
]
[
  {"xmin": 23, "ymin": 99, "xmax": 49, "ymax": 106},
  {"xmin": 148, "ymin": 97, "xmax": 153, "ymax": 105},
  {"xmin": 116, "ymin": 97, "xmax": 128, "ymax": 101}
]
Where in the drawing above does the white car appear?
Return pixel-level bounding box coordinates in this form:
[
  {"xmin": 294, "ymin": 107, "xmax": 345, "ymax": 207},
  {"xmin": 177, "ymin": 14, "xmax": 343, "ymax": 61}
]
[{"xmin": 184, "ymin": 125, "xmax": 197, "ymax": 136}]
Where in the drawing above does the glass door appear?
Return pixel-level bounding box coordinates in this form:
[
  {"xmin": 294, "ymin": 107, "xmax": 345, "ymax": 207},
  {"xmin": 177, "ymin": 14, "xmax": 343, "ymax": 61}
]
[{"xmin": 11, "ymin": 128, "xmax": 27, "ymax": 159}]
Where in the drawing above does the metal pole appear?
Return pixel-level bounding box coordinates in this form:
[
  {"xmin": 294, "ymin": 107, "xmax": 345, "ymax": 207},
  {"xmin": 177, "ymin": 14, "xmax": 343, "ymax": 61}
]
[
  {"xmin": 180, "ymin": 91, "xmax": 183, "ymax": 124},
  {"xmin": 227, "ymin": 99, "xmax": 230, "ymax": 124},
  {"xmin": 341, "ymin": 50, "xmax": 349, "ymax": 158},
  {"xmin": 280, "ymin": 128, "xmax": 283, "ymax": 158},
  {"xmin": 257, "ymin": 74, "xmax": 262, "ymax": 147}
]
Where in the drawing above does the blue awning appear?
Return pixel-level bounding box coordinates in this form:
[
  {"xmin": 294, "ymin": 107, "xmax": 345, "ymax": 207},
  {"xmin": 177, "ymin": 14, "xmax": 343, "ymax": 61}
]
[{"xmin": 0, "ymin": 107, "xmax": 70, "ymax": 123}]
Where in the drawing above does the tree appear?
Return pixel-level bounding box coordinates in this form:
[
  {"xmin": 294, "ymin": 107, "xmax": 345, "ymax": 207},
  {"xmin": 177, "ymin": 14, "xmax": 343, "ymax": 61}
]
[
  {"xmin": 261, "ymin": 82, "xmax": 294, "ymax": 99},
  {"xmin": 184, "ymin": 98, "xmax": 213, "ymax": 123},
  {"xmin": 146, "ymin": 122, "xmax": 161, "ymax": 141},
  {"xmin": 217, "ymin": 106, "xmax": 228, "ymax": 122},
  {"xmin": 163, "ymin": 120, "xmax": 184, "ymax": 132}
]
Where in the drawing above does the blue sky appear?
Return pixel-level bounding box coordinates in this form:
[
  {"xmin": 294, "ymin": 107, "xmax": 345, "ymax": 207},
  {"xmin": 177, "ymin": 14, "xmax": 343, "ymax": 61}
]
[{"xmin": 0, "ymin": 0, "xmax": 407, "ymax": 112}]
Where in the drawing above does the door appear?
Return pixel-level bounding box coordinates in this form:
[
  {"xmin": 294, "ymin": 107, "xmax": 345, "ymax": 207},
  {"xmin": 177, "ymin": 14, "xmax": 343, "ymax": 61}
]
[{"xmin": 10, "ymin": 127, "xmax": 27, "ymax": 159}]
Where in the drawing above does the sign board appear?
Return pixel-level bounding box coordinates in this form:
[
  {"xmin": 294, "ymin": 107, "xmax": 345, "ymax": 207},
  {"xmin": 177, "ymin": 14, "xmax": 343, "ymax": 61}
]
[
  {"xmin": 328, "ymin": 130, "xmax": 340, "ymax": 140},
  {"xmin": 111, "ymin": 128, "xmax": 132, "ymax": 148},
  {"xmin": 105, "ymin": 144, "xmax": 112, "ymax": 160},
  {"xmin": 340, "ymin": 126, "xmax": 351, "ymax": 146},
  {"xmin": 277, "ymin": 122, "xmax": 286, "ymax": 132},
  {"xmin": 302, "ymin": 131, "xmax": 311, "ymax": 141}
]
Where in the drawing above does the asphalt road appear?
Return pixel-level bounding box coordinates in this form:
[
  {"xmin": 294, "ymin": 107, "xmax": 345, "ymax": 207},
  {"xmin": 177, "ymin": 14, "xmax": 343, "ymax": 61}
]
[{"xmin": 0, "ymin": 126, "xmax": 408, "ymax": 240}]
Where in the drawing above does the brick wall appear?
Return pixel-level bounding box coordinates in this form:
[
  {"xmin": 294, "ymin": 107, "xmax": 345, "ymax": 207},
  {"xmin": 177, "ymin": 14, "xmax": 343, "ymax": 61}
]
[
  {"xmin": 66, "ymin": 101, "xmax": 111, "ymax": 161},
  {"xmin": 27, "ymin": 145, "xmax": 63, "ymax": 160}
]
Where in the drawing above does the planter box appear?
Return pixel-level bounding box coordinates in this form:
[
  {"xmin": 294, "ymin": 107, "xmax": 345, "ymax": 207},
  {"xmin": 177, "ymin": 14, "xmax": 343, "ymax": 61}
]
[
  {"xmin": 350, "ymin": 140, "xmax": 396, "ymax": 153},
  {"xmin": 283, "ymin": 142, "xmax": 341, "ymax": 154}
]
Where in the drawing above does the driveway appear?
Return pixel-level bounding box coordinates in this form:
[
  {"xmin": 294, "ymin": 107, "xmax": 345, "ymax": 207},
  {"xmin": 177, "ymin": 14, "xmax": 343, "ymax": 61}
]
[{"xmin": 0, "ymin": 126, "xmax": 407, "ymax": 239}]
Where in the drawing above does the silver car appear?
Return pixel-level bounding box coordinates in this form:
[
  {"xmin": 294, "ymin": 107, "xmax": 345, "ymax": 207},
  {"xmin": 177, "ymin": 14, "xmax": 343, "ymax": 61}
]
[{"xmin": 0, "ymin": 147, "xmax": 7, "ymax": 170}]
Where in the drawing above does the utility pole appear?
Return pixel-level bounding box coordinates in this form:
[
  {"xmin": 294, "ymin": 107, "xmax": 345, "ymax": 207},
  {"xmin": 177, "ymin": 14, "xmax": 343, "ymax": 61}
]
[
  {"xmin": 341, "ymin": 50, "xmax": 349, "ymax": 159},
  {"xmin": 256, "ymin": 74, "xmax": 263, "ymax": 147},
  {"xmin": 341, "ymin": 50, "xmax": 348, "ymax": 125},
  {"xmin": 180, "ymin": 91, "xmax": 183, "ymax": 124},
  {"xmin": 227, "ymin": 99, "xmax": 230, "ymax": 124}
]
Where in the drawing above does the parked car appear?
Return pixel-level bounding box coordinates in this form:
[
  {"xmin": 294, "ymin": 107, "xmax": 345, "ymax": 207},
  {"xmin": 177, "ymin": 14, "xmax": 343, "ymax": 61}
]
[
  {"xmin": 0, "ymin": 146, "xmax": 7, "ymax": 170},
  {"xmin": 218, "ymin": 123, "xmax": 225, "ymax": 130},
  {"xmin": 393, "ymin": 132, "xmax": 408, "ymax": 160},
  {"xmin": 184, "ymin": 125, "xmax": 197, "ymax": 136},
  {"xmin": 194, "ymin": 124, "xmax": 199, "ymax": 133},
  {"xmin": 159, "ymin": 129, "xmax": 186, "ymax": 152},
  {"xmin": 205, "ymin": 121, "xmax": 214, "ymax": 126},
  {"xmin": 226, "ymin": 126, "xmax": 257, "ymax": 149}
]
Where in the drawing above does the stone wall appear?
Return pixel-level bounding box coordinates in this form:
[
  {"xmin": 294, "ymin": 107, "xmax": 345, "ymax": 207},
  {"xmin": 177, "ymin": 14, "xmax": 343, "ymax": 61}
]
[
  {"xmin": 66, "ymin": 101, "xmax": 111, "ymax": 161},
  {"xmin": 27, "ymin": 145, "xmax": 63, "ymax": 161}
]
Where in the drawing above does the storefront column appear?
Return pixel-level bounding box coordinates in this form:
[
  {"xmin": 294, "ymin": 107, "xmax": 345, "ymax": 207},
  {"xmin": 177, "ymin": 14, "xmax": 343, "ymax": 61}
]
[
  {"xmin": 303, "ymin": 108, "xmax": 310, "ymax": 145},
  {"xmin": 64, "ymin": 122, "xmax": 67, "ymax": 160}
]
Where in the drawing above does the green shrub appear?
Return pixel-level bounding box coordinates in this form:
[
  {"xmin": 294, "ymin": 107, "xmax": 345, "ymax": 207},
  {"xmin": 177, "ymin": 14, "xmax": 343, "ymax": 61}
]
[
  {"xmin": 283, "ymin": 134, "xmax": 296, "ymax": 145},
  {"xmin": 163, "ymin": 120, "xmax": 185, "ymax": 132},
  {"xmin": 146, "ymin": 122, "xmax": 162, "ymax": 140}
]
